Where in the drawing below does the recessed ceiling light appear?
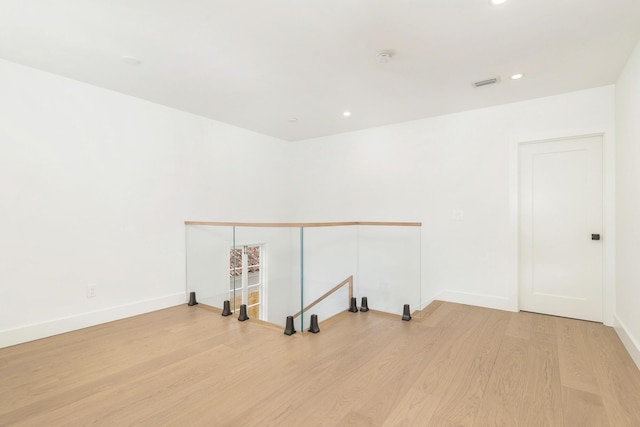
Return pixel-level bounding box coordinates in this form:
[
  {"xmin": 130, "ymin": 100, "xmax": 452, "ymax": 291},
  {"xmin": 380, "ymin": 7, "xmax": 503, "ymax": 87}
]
[
  {"xmin": 511, "ymin": 73, "xmax": 524, "ymax": 80},
  {"xmin": 122, "ymin": 56, "xmax": 141, "ymax": 65},
  {"xmin": 343, "ymin": 111, "xmax": 351, "ymax": 117},
  {"xmin": 489, "ymin": 0, "xmax": 508, "ymax": 5},
  {"xmin": 288, "ymin": 117, "xmax": 298, "ymax": 123}
]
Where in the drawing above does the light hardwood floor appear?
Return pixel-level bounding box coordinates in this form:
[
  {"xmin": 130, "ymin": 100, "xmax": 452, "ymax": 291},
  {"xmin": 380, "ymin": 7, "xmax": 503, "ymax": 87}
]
[{"xmin": 1, "ymin": 301, "xmax": 639, "ymax": 426}]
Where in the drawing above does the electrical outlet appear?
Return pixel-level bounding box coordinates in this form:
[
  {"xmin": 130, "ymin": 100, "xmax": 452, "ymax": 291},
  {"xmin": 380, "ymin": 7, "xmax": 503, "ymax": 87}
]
[{"xmin": 87, "ymin": 284, "xmax": 97, "ymax": 298}]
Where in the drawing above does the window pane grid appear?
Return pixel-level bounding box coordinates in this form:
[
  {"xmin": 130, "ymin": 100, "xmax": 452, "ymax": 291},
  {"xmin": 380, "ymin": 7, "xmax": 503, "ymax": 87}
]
[{"xmin": 228, "ymin": 245, "xmax": 262, "ymax": 320}]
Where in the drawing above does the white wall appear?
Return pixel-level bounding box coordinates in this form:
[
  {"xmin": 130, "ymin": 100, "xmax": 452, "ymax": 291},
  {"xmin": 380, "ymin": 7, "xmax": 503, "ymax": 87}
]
[
  {"xmin": 615, "ymin": 40, "xmax": 640, "ymax": 368},
  {"xmin": 0, "ymin": 55, "xmax": 622, "ymax": 349},
  {"xmin": 290, "ymin": 86, "xmax": 616, "ymax": 316},
  {"xmin": 356, "ymin": 225, "xmax": 421, "ymax": 315},
  {"xmin": 0, "ymin": 59, "xmax": 288, "ymax": 347}
]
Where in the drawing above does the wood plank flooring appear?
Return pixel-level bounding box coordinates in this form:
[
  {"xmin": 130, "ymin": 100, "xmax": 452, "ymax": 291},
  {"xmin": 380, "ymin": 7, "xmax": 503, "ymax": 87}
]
[{"xmin": 1, "ymin": 302, "xmax": 639, "ymax": 426}]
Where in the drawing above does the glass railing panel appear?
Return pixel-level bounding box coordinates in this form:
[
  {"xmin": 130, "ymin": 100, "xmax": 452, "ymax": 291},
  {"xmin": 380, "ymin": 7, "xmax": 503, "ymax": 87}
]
[
  {"xmin": 357, "ymin": 224, "xmax": 422, "ymax": 319},
  {"xmin": 185, "ymin": 224, "xmax": 234, "ymax": 310},
  {"xmin": 186, "ymin": 222, "xmax": 422, "ymax": 329},
  {"xmin": 234, "ymin": 226, "xmax": 301, "ymax": 329},
  {"xmin": 301, "ymin": 225, "xmax": 358, "ymax": 331}
]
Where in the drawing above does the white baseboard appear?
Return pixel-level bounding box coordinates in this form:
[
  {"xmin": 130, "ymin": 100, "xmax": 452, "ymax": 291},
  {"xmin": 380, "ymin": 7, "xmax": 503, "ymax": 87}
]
[
  {"xmin": 434, "ymin": 290, "xmax": 516, "ymax": 312},
  {"xmin": 614, "ymin": 315, "xmax": 640, "ymax": 371},
  {"xmin": 0, "ymin": 292, "xmax": 186, "ymax": 349},
  {"xmin": 419, "ymin": 294, "xmax": 438, "ymax": 311}
]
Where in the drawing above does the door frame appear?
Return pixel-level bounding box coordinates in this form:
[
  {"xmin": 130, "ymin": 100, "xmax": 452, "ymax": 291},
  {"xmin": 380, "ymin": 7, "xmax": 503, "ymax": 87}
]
[
  {"xmin": 508, "ymin": 131, "xmax": 615, "ymax": 326},
  {"xmin": 229, "ymin": 243, "xmax": 266, "ymax": 320}
]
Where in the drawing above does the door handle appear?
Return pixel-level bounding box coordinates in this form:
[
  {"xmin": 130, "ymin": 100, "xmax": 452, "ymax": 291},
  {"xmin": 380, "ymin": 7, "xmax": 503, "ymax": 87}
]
[{"xmin": 591, "ymin": 234, "xmax": 601, "ymax": 241}]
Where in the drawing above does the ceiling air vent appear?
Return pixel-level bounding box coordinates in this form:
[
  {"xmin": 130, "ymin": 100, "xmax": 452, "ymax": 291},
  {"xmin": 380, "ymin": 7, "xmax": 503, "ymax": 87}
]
[{"xmin": 473, "ymin": 77, "xmax": 500, "ymax": 88}]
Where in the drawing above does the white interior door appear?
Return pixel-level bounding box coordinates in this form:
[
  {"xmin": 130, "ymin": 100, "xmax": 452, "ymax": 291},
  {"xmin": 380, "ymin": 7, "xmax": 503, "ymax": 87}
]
[{"xmin": 519, "ymin": 135, "xmax": 603, "ymax": 322}]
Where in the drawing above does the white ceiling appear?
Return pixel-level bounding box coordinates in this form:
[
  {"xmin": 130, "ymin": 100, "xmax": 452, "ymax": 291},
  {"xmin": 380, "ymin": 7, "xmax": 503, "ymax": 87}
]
[{"xmin": 1, "ymin": 1, "xmax": 639, "ymax": 141}]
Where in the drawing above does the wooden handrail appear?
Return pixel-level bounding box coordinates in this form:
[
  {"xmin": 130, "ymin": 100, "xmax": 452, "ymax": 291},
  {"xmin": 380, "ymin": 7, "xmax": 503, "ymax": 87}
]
[
  {"xmin": 184, "ymin": 221, "xmax": 421, "ymax": 227},
  {"xmin": 292, "ymin": 275, "xmax": 353, "ymax": 319}
]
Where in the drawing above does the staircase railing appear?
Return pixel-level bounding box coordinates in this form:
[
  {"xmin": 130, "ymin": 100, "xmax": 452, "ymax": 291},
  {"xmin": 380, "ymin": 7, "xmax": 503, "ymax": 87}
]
[{"xmin": 292, "ymin": 275, "xmax": 353, "ymax": 319}]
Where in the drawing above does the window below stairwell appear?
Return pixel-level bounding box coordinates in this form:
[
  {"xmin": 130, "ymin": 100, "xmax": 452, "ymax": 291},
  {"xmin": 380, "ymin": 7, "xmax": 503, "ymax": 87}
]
[{"xmin": 229, "ymin": 245, "xmax": 263, "ymax": 320}]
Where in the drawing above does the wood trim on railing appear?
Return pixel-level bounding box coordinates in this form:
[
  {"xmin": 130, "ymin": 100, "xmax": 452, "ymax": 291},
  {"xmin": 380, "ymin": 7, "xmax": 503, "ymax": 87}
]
[
  {"xmin": 291, "ymin": 275, "xmax": 353, "ymax": 319},
  {"xmin": 184, "ymin": 221, "xmax": 421, "ymax": 227}
]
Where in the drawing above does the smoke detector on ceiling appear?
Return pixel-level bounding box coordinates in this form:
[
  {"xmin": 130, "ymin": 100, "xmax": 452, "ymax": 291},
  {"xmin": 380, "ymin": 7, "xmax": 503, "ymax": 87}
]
[{"xmin": 376, "ymin": 51, "xmax": 393, "ymax": 63}]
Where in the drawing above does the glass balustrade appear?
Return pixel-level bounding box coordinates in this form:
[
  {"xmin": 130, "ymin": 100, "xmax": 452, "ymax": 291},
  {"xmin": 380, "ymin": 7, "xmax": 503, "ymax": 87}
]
[
  {"xmin": 234, "ymin": 225, "xmax": 302, "ymax": 330},
  {"xmin": 185, "ymin": 222, "xmax": 422, "ymax": 332},
  {"xmin": 301, "ymin": 225, "xmax": 358, "ymax": 330},
  {"xmin": 185, "ymin": 224, "xmax": 233, "ymax": 310}
]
